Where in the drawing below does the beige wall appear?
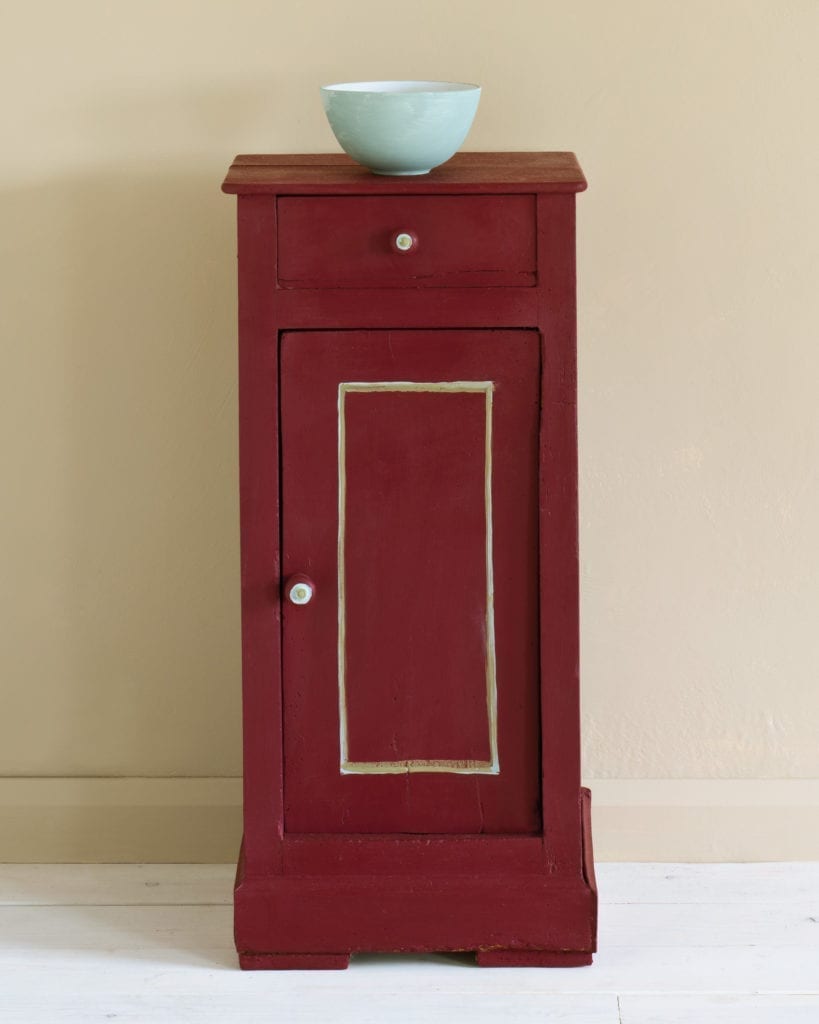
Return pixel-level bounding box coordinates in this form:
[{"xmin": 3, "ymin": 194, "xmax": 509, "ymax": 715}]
[{"xmin": 2, "ymin": 1, "xmax": 818, "ymax": 860}]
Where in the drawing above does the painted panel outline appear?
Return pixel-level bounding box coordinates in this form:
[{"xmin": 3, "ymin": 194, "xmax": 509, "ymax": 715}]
[{"xmin": 337, "ymin": 380, "xmax": 499, "ymax": 775}]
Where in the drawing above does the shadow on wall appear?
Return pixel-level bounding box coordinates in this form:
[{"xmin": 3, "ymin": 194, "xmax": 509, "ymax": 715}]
[{"xmin": 2, "ymin": 163, "xmax": 247, "ymax": 779}]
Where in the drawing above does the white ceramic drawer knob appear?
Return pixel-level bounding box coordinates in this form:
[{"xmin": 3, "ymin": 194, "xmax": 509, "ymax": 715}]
[
  {"xmin": 392, "ymin": 230, "xmax": 417, "ymax": 253},
  {"xmin": 286, "ymin": 574, "xmax": 315, "ymax": 606}
]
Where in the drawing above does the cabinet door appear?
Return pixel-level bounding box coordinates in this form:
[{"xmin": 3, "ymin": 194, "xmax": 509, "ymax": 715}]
[{"xmin": 281, "ymin": 330, "xmax": 541, "ymax": 834}]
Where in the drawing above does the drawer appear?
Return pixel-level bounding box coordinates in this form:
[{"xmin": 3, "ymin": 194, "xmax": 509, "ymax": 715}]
[{"xmin": 276, "ymin": 195, "xmax": 536, "ymax": 289}]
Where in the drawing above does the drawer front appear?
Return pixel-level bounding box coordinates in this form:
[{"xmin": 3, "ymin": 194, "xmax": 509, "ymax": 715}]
[{"xmin": 277, "ymin": 195, "xmax": 536, "ymax": 289}]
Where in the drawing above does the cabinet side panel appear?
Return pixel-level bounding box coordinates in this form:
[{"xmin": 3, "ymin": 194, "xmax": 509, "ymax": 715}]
[
  {"xmin": 237, "ymin": 195, "xmax": 283, "ymax": 872},
  {"xmin": 537, "ymin": 193, "xmax": 583, "ymax": 874}
]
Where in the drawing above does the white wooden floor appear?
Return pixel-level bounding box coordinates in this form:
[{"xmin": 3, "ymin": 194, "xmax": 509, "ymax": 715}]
[{"xmin": 0, "ymin": 863, "xmax": 817, "ymax": 1023}]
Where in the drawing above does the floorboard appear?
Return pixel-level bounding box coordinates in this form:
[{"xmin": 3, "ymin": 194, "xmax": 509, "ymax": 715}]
[
  {"xmin": 619, "ymin": 994, "xmax": 819, "ymax": 1024},
  {"xmin": 0, "ymin": 863, "xmax": 816, "ymax": 1023}
]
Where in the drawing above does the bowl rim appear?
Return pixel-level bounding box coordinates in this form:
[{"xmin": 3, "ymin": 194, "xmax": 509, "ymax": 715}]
[{"xmin": 321, "ymin": 80, "xmax": 481, "ymax": 95}]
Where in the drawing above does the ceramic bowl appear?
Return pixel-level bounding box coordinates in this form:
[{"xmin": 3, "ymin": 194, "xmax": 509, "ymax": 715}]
[{"xmin": 320, "ymin": 81, "xmax": 481, "ymax": 176}]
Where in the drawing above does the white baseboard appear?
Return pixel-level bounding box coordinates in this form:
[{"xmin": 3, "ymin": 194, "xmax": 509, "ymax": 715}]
[{"xmin": 0, "ymin": 777, "xmax": 817, "ymax": 862}]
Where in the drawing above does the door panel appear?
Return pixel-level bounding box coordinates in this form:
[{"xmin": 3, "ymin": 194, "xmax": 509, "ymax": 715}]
[
  {"xmin": 281, "ymin": 330, "xmax": 541, "ymax": 834},
  {"xmin": 343, "ymin": 386, "xmax": 493, "ymax": 769}
]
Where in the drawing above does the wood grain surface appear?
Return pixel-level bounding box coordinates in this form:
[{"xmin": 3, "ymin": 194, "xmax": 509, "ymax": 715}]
[{"xmin": 222, "ymin": 151, "xmax": 587, "ymax": 194}]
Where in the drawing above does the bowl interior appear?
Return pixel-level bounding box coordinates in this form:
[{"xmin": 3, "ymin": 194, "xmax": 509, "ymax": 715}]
[{"xmin": 322, "ymin": 80, "xmax": 479, "ymax": 96}]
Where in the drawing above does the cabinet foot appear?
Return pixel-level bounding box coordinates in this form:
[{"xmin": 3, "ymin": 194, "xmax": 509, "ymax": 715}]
[
  {"xmin": 239, "ymin": 952, "xmax": 350, "ymax": 970},
  {"xmin": 476, "ymin": 949, "xmax": 592, "ymax": 967}
]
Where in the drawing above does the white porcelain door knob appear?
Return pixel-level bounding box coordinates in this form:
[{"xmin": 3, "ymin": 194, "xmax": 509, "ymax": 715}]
[
  {"xmin": 392, "ymin": 230, "xmax": 417, "ymax": 253},
  {"xmin": 286, "ymin": 574, "xmax": 315, "ymax": 606}
]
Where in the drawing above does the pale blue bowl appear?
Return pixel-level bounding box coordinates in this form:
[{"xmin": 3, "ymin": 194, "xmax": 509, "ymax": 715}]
[{"xmin": 321, "ymin": 81, "xmax": 481, "ymax": 176}]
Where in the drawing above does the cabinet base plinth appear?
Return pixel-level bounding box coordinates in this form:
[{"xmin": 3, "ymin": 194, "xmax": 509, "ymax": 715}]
[
  {"xmin": 234, "ymin": 789, "xmax": 597, "ymax": 970},
  {"xmin": 476, "ymin": 949, "xmax": 592, "ymax": 967},
  {"xmin": 239, "ymin": 952, "xmax": 350, "ymax": 971}
]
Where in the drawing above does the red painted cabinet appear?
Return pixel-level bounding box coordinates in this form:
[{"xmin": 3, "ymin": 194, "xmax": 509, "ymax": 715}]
[{"xmin": 222, "ymin": 153, "xmax": 597, "ymax": 969}]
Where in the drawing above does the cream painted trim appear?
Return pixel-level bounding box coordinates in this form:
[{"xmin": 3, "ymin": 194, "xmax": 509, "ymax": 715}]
[
  {"xmin": 586, "ymin": 779, "xmax": 819, "ymax": 807},
  {"xmin": 0, "ymin": 777, "xmax": 242, "ymax": 807},
  {"xmin": 341, "ymin": 760, "xmax": 494, "ymax": 775},
  {"xmin": 0, "ymin": 778, "xmax": 242, "ymax": 863},
  {"xmin": 337, "ymin": 381, "xmax": 499, "ymax": 776},
  {"xmin": 1, "ymin": 778, "xmax": 818, "ymax": 862},
  {"xmin": 584, "ymin": 779, "xmax": 819, "ymax": 862}
]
